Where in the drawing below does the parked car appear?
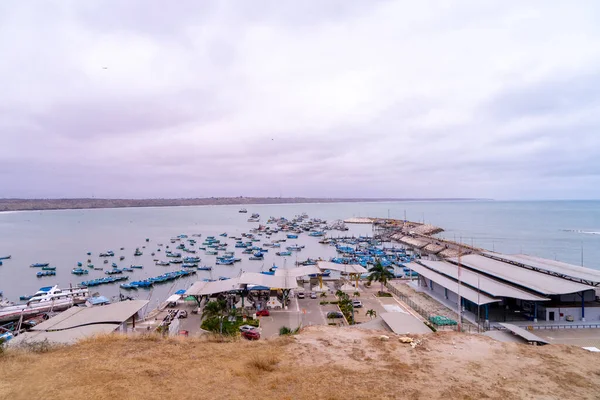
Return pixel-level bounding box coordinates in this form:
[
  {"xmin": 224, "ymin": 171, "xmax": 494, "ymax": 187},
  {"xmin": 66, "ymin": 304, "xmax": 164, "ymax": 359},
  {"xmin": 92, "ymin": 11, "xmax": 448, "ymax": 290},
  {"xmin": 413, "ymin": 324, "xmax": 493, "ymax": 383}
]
[
  {"xmin": 327, "ymin": 311, "xmax": 344, "ymax": 318},
  {"xmin": 256, "ymin": 309, "xmax": 270, "ymax": 316},
  {"xmin": 352, "ymin": 300, "xmax": 363, "ymax": 308},
  {"xmin": 297, "ymin": 292, "xmax": 305, "ymax": 299},
  {"xmin": 239, "ymin": 324, "xmax": 258, "ymax": 333},
  {"xmin": 310, "ymin": 292, "xmax": 317, "ymax": 299},
  {"xmin": 242, "ymin": 330, "xmax": 260, "ymax": 340}
]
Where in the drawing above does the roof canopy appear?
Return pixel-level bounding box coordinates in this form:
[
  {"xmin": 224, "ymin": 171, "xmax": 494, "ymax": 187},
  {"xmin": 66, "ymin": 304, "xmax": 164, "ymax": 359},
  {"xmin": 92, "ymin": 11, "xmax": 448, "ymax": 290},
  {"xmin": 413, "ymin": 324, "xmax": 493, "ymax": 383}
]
[
  {"xmin": 450, "ymin": 254, "xmax": 594, "ymax": 295},
  {"xmin": 416, "ymin": 260, "xmax": 549, "ymax": 302},
  {"xmin": 405, "ymin": 262, "xmax": 500, "ymax": 306},
  {"xmin": 317, "ymin": 261, "xmax": 367, "ymax": 274}
]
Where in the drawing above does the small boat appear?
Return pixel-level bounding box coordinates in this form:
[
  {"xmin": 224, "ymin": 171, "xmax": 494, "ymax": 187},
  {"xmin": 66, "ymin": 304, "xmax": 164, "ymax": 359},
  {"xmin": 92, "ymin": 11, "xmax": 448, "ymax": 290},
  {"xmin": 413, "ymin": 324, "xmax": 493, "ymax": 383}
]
[
  {"xmin": 93, "ymin": 267, "xmax": 103, "ymax": 271},
  {"xmin": 120, "ymin": 256, "xmax": 125, "ymax": 261},
  {"xmin": 134, "ymin": 248, "xmax": 143, "ymax": 256},
  {"xmin": 77, "ymin": 262, "xmax": 83, "ymax": 267},
  {"xmin": 104, "ymin": 259, "xmax": 109, "ymax": 264},
  {"xmin": 286, "ymin": 234, "xmax": 298, "ymax": 239},
  {"xmin": 112, "ymin": 263, "xmax": 118, "ymax": 268},
  {"xmin": 239, "ymin": 208, "xmax": 248, "ymax": 213},
  {"xmin": 182, "ymin": 263, "xmax": 198, "ymax": 268},
  {"xmin": 87, "ymin": 263, "xmax": 94, "ymax": 268},
  {"xmin": 120, "ymin": 247, "xmax": 125, "ymax": 250},
  {"xmin": 155, "ymin": 261, "xmax": 170, "ymax": 266},
  {"xmin": 131, "ymin": 265, "xmax": 144, "ymax": 269},
  {"xmin": 37, "ymin": 271, "xmax": 56, "ymax": 277},
  {"xmin": 286, "ymin": 244, "xmax": 305, "ymax": 252},
  {"xmin": 197, "ymin": 266, "xmax": 212, "ymax": 271},
  {"xmin": 249, "ymin": 256, "xmax": 263, "ymax": 261},
  {"xmin": 122, "ymin": 267, "xmax": 134, "ymax": 272},
  {"xmin": 105, "ymin": 269, "xmax": 123, "ymax": 275},
  {"xmin": 276, "ymin": 251, "xmax": 292, "ymax": 256},
  {"xmin": 215, "ymin": 258, "xmax": 235, "ymax": 265},
  {"xmin": 251, "ymin": 213, "xmax": 260, "ymax": 218},
  {"xmin": 42, "ymin": 266, "xmax": 56, "ymax": 271},
  {"xmin": 71, "ymin": 268, "xmax": 89, "ymax": 275},
  {"xmin": 146, "ymin": 238, "xmax": 150, "ymax": 242},
  {"xmin": 30, "ymin": 263, "xmax": 49, "ymax": 268},
  {"xmin": 220, "ymin": 233, "xmax": 227, "ymax": 237},
  {"xmin": 86, "ymin": 252, "xmax": 91, "ymax": 256},
  {"xmin": 170, "ymin": 259, "xmax": 183, "ymax": 264},
  {"xmin": 206, "ymin": 250, "xmax": 218, "ymax": 256},
  {"xmin": 19, "ymin": 295, "xmax": 32, "ymax": 301},
  {"xmin": 120, "ymin": 283, "xmax": 137, "ymax": 290},
  {"xmin": 0, "ymin": 255, "xmax": 11, "ymax": 260}
]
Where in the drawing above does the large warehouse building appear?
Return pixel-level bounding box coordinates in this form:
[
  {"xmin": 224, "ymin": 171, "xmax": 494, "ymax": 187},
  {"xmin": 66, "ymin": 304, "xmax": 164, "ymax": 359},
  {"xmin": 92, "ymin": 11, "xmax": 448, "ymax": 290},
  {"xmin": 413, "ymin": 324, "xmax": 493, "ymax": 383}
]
[{"xmin": 405, "ymin": 252, "xmax": 600, "ymax": 325}]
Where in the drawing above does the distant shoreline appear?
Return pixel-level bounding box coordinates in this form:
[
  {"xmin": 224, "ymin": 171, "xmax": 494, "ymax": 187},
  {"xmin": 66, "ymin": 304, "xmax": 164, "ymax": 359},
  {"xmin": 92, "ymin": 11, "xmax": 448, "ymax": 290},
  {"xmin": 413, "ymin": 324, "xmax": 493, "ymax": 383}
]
[{"xmin": 0, "ymin": 197, "xmax": 485, "ymax": 213}]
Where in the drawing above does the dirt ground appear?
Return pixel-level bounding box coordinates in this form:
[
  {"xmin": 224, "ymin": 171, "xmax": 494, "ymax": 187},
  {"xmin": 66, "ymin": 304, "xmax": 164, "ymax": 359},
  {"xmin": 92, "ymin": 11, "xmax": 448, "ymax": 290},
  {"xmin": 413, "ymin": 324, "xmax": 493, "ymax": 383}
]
[{"xmin": 1, "ymin": 326, "xmax": 599, "ymax": 400}]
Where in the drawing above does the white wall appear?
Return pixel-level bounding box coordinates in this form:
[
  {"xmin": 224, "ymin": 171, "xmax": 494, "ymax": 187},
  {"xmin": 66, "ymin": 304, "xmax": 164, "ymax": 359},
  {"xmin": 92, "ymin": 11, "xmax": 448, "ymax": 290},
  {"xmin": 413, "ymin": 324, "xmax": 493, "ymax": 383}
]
[{"xmin": 542, "ymin": 306, "xmax": 600, "ymax": 322}]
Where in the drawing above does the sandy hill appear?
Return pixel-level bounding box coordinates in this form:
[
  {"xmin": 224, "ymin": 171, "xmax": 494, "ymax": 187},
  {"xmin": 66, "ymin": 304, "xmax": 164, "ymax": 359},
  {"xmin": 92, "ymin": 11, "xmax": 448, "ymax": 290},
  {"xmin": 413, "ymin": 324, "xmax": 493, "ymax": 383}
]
[{"xmin": 1, "ymin": 327, "xmax": 599, "ymax": 400}]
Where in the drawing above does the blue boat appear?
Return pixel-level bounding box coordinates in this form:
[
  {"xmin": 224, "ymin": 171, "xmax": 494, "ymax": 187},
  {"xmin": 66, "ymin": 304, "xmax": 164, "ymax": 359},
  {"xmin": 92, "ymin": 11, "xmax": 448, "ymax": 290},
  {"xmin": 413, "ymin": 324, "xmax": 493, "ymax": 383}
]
[
  {"xmin": 220, "ymin": 233, "xmax": 227, "ymax": 237},
  {"xmin": 71, "ymin": 268, "xmax": 89, "ymax": 275},
  {"xmin": 287, "ymin": 234, "xmax": 298, "ymax": 239},
  {"xmin": 197, "ymin": 266, "xmax": 212, "ymax": 271},
  {"xmin": 308, "ymin": 231, "xmax": 325, "ymax": 237},
  {"xmin": 286, "ymin": 244, "xmax": 305, "ymax": 251},
  {"xmin": 166, "ymin": 252, "xmax": 182, "ymax": 258},
  {"xmin": 105, "ymin": 269, "xmax": 123, "ymax": 275},
  {"xmin": 0, "ymin": 255, "xmax": 11, "ymax": 260},
  {"xmin": 122, "ymin": 267, "xmax": 134, "ymax": 272},
  {"xmin": 30, "ymin": 263, "xmax": 49, "ymax": 268},
  {"xmin": 36, "ymin": 271, "xmax": 56, "ymax": 277},
  {"xmin": 77, "ymin": 262, "xmax": 83, "ymax": 267},
  {"xmin": 0, "ymin": 261, "xmax": 2, "ymax": 265},
  {"xmin": 81, "ymin": 276, "xmax": 128, "ymax": 287},
  {"xmin": 216, "ymin": 258, "xmax": 235, "ymax": 265},
  {"xmin": 183, "ymin": 257, "xmax": 200, "ymax": 263},
  {"xmin": 131, "ymin": 265, "xmax": 144, "ymax": 269},
  {"xmin": 112, "ymin": 263, "xmax": 118, "ymax": 268},
  {"xmin": 182, "ymin": 263, "xmax": 198, "ymax": 268},
  {"xmin": 276, "ymin": 251, "xmax": 292, "ymax": 256},
  {"xmin": 120, "ymin": 283, "xmax": 138, "ymax": 289},
  {"xmin": 130, "ymin": 280, "xmax": 152, "ymax": 288},
  {"xmin": 19, "ymin": 295, "xmax": 32, "ymax": 301}
]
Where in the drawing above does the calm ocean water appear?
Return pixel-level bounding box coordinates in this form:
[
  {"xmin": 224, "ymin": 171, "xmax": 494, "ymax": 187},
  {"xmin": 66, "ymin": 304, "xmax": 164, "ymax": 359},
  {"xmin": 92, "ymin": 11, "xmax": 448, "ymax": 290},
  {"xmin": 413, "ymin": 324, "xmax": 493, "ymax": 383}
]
[{"xmin": 0, "ymin": 201, "xmax": 598, "ymax": 307}]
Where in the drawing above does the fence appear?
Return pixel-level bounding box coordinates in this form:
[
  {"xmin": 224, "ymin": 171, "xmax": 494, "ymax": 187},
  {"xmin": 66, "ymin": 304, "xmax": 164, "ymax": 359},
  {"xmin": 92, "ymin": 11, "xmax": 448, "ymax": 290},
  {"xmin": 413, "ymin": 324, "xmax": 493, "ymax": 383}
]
[{"xmin": 385, "ymin": 282, "xmax": 483, "ymax": 333}]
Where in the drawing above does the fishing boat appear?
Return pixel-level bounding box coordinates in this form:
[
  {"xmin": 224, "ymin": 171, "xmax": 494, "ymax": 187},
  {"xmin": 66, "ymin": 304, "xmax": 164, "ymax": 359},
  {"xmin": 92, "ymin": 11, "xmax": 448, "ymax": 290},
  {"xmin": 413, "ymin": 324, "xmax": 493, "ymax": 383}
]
[
  {"xmin": 122, "ymin": 267, "xmax": 134, "ymax": 272},
  {"xmin": 41, "ymin": 266, "xmax": 56, "ymax": 271},
  {"xmin": 30, "ymin": 263, "xmax": 49, "ymax": 268},
  {"xmin": 112, "ymin": 263, "xmax": 118, "ymax": 268},
  {"xmin": 197, "ymin": 266, "xmax": 212, "ymax": 271},
  {"xmin": 77, "ymin": 262, "xmax": 83, "ymax": 267},
  {"xmin": 120, "ymin": 283, "xmax": 138, "ymax": 290},
  {"xmin": 183, "ymin": 257, "xmax": 201, "ymax": 263},
  {"xmin": 104, "ymin": 259, "xmax": 109, "ymax": 264},
  {"xmin": 155, "ymin": 261, "xmax": 170, "ymax": 266},
  {"xmin": 130, "ymin": 280, "xmax": 152, "ymax": 288},
  {"xmin": 166, "ymin": 252, "xmax": 182, "ymax": 258},
  {"xmin": 286, "ymin": 244, "xmax": 305, "ymax": 251},
  {"xmin": 19, "ymin": 295, "xmax": 32, "ymax": 301},
  {"xmin": 276, "ymin": 251, "xmax": 292, "ymax": 256},
  {"xmin": 0, "ymin": 285, "xmax": 88, "ymax": 322},
  {"xmin": 170, "ymin": 259, "xmax": 183, "ymax": 264},
  {"xmin": 286, "ymin": 234, "xmax": 298, "ymax": 239},
  {"xmin": 220, "ymin": 233, "xmax": 227, "ymax": 237},
  {"xmin": 120, "ymin": 256, "xmax": 125, "ymax": 261},
  {"xmin": 308, "ymin": 231, "xmax": 325, "ymax": 237},
  {"xmin": 0, "ymin": 255, "xmax": 11, "ymax": 260},
  {"xmin": 134, "ymin": 248, "xmax": 143, "ymax": 256},
  {"xmin": 71, "ymin": 268, "xmax": 89, "ymax": 275},
  {"xmin": 182, "ymin": 263, "xmax": 198, "ymax": 268},
  {"xmin": 206, "ymin": 250, "xmax": 218, "ymax": 256},
  {"xmin": 36, "ymin": 271, "xmax": 56, "ymax": 277},
  {"xmin": 131, "ymin": 265, "xmax": 144, "ymax": 269},
  {"xmin": 105, "ymin": 269, "xmax": 123, "ymax": 275},
  {"xmin": 215, "ymin": 258, "xmax": 235, "ymax": 265},
  {"xmin": 87, "ymin": 264, "xmax": 94, "ymax": 268},
  {"xmin": 239, "ymin": 208, "xmax": 248, "ymax": 213}
]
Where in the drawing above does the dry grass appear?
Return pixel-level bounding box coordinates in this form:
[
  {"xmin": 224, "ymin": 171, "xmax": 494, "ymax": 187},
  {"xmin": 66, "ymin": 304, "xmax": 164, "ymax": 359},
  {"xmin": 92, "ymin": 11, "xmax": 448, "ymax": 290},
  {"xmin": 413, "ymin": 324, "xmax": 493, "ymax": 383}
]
[{"xmin": 1, "ymin": 328, "xmax": 600, "ymax": 400}]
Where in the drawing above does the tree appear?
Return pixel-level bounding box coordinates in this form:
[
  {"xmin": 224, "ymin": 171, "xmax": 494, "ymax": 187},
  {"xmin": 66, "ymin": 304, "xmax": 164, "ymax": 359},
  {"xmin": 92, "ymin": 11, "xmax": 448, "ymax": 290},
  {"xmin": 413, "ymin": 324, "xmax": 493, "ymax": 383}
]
[
  {"xmin": 366, "ymin": 309, "xmax": 377, "ymax": 319},
  {"xmin": 202, "ymin": 299, "xmax": 227, "ymax": 334},
  {"xmin": 353, "ymin": 291, "xmax": 360, "ymax": 298},
  {"xmin": 367, "ymin": 260, "xmax": 394, "ymax": 294}
]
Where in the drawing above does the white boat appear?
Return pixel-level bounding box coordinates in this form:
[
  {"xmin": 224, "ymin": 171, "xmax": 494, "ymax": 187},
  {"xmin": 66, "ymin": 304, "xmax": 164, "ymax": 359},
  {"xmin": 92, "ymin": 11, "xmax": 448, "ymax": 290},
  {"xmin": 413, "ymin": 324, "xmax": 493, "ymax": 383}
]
[{"xmin": 0, "ymin": 285, "xmax": 89, "ymax": 323}]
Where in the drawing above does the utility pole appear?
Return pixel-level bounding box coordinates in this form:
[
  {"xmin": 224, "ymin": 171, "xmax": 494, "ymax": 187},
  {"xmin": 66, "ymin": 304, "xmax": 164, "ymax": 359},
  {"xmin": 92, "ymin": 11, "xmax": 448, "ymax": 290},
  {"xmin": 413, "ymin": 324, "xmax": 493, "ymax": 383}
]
[{"xmin": 457, "ymin": 237, "xmax": 462, "ymax": 332}]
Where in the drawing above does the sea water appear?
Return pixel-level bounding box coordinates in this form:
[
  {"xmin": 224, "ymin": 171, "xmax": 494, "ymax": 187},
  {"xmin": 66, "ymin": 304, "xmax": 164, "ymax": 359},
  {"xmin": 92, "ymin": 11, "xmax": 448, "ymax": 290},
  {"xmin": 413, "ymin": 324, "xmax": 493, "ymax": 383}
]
[{"xmin": 0, "ymin": 200, "xmax": 598, "ymax": 306}]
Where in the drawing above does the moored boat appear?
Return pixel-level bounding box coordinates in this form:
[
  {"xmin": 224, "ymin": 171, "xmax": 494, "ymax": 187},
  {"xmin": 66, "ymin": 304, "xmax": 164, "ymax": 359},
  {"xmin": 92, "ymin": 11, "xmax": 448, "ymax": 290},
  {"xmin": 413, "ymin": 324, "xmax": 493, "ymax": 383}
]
[
  {"xmin": 36, "ymin": 271, "xmax": 56, "ymax": 277},
  {"xmin": 30, "ymin": 263, "xmax": 49, "ymax": 268}
]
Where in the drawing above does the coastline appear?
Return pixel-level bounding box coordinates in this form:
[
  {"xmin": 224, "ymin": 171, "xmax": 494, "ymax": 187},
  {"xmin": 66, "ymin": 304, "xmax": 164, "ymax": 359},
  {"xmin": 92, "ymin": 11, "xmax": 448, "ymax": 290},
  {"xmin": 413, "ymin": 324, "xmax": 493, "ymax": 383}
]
[{"xmin": 0, "ymin": 197, "xmax": 483, "ymax": 213}]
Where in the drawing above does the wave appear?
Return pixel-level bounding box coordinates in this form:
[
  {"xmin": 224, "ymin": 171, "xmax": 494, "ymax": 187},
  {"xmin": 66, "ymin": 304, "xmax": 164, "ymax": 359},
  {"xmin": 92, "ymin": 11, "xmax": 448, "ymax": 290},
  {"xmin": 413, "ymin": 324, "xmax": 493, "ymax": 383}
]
[{"xmin": 562, "ymin": 229, "xmax": 600, "ymax": 235}]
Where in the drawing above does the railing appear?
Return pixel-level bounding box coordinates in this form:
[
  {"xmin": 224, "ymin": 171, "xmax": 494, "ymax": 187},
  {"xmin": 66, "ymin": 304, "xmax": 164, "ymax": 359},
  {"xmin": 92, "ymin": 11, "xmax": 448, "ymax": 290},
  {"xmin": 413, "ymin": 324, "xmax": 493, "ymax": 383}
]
[{"xmin": 527, "ymin": 323, "xmax": 600, "ymax": 330}]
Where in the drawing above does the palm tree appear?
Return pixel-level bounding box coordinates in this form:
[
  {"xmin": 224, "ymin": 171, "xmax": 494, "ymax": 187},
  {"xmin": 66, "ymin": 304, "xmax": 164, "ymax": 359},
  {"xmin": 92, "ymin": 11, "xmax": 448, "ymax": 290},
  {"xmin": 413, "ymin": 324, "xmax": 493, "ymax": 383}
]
[
  {"xmin": 367, "ymin": 260, "xmax": 394, "ymax": 294},
  {"xmin": 366, "ymin": 309, "xmax": 377, "ymax": 319},
  {"xmin": 353, "ymin": 291, "xmax": 360, "ymax": 298},
  {"xmin": 202, "ymin": 299, "xmax": 227, "ymax": 333},
  {"xmin": 335, "ymin": 289, "xmax": 345, "ymax": 299}
]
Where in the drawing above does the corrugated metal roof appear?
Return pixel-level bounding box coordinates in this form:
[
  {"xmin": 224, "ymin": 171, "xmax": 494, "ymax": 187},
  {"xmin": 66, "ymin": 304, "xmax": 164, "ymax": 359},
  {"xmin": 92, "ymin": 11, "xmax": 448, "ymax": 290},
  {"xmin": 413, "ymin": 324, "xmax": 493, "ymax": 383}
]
[
  {"xmin": 499, "ymin": 323, "xmax": 549, "ymax": 344},
  {"xmin": 416, "ymin": 260, "xmax": 549, "ymax": 302},
  {"xmin": 451, "ymin": 254, "xmax": 594, "ymax": 295},
  {"xmin": 316, "ymin": 261, "xmax": 367, "ymax": 274},
  {"xmin": 405, "ymin": 262, "xmax": 500, "ymax": 305},
  {"xmin": 11, "ymin": 324, "xmax": 119, "ymax": 345},
  {"xmin": 185, "ymin": 277, "xmax": 241, "ymax": 296},
  {"xmin": 380, "ymin": 312, "xmax": 432, "ymax": 335},
  {"xmin": 274, "ymin": 265, "xmax": 322, "ymax": 277},
  {"xmin": 239, "ymin": 272, "xmax": 301, "ymax": 290},
  {"xmin": 31, "ymin": 300, "xmax": 149, "ymax": 331},
  {"xmin": 482, "ymin": 252, "xmax": 600, "ymax": 284}
]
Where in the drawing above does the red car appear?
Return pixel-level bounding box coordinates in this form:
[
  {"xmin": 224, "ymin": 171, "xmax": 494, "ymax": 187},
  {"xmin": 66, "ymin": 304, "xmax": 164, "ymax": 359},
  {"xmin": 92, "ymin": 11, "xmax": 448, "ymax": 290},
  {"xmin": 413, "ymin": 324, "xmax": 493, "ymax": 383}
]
[
  {"xmin": 256, "ymin": 309, "xmax": 270, "ymax": 316},
  {"xmin": 241, "ymin": 330, "xmax": 260, "ymax": 340}
]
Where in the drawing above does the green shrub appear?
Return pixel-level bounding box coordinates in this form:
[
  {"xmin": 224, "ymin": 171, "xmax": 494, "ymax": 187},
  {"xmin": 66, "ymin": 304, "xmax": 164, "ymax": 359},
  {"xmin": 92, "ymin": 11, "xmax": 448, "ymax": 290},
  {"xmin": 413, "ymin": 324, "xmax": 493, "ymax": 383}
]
[
  {"xmin": 329, "ymin": 301, "xmax": 339, "ymax": 305},
  {"xmin": 376, "ymin": 291, "xmax": 392, "ymax": 297},
  {"xmin": 319, "ymin": 301, "xmax": 329, "ymax": 305}
]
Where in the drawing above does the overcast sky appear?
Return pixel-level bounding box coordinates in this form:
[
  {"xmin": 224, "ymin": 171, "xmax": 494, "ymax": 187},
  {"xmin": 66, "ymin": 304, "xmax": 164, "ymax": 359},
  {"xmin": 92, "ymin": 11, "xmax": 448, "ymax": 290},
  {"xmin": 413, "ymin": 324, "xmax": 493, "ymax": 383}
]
[{"xmin": 1, "ymin": 1, "xmax": 599, "ymax": 199}]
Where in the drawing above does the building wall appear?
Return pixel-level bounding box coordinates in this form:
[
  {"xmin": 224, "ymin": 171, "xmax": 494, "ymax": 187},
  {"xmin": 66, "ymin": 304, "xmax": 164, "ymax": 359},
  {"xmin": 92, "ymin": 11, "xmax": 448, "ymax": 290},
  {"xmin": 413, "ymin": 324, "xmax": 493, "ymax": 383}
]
[{"xmin": 541, "ymin": 306, "xmax": 600, "ymax": 322}]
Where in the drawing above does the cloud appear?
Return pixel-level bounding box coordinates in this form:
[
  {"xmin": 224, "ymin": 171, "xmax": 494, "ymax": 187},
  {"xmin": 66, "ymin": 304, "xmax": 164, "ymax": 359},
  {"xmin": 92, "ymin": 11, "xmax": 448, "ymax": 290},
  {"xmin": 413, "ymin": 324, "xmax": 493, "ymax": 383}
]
[{"xmin": 1, "ymin": 0, "xmax": 600, "ymax": 199}]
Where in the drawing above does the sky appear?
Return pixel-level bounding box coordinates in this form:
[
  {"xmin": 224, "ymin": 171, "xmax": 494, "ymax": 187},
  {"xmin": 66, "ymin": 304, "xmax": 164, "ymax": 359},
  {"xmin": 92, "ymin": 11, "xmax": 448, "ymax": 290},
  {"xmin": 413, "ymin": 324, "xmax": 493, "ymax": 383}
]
[{"xmin": 1, "ymin": 1, "xmax": 600, "ymax": 200}]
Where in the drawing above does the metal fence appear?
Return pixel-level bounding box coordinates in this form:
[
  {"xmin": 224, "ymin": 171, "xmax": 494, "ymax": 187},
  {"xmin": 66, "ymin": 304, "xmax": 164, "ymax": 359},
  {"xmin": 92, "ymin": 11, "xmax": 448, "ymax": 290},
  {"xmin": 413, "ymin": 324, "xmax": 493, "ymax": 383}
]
[{"xmin": 386, "ymin": 283, "xmax": 484, "ymax": 333}]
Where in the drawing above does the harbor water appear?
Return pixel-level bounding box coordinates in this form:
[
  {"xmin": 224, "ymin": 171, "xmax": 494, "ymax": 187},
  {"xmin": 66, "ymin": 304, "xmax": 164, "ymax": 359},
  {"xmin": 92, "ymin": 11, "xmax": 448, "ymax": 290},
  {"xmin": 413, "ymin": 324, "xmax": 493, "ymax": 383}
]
[{"xmin": 0, "ymin": 200, "xmax": 598, "ymax": 307}]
